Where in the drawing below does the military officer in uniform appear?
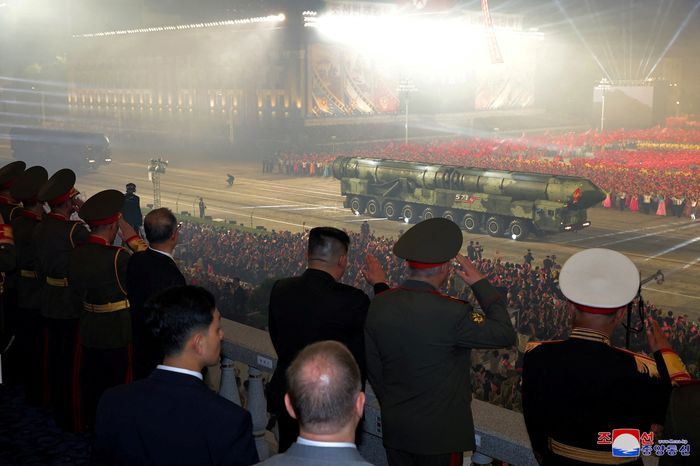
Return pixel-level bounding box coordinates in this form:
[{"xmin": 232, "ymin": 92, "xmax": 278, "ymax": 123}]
[
  {"xmin": 0, "ymin": 209, "xmax": 17, "ymax": 382},
  {"xmin": 0, "ymin": 161, "xmax": 26, "ymax": 219},
  {"xmin": 0, "ymin": 161, "xmax": 25, "ymax": 379},
  {"xmin": 659, "ymin": 380, "xmax": 700, "ymax": 465},
  {"xmin": 33, "ymin": 168, "xmax": 90, "ymax": 430},
  {"xmin": 69, "ymin": 189, "xmax": 147, "ymax": 430},
  {"xmin": 9, "ymin": 166, "xmax": 48, "ymax": 402},
  {"xmin": 365, "ymin": 218, "xmax": 516, "ymax": 466},
  {"xmin": 121, "ymin": 182, "xmax": 142, "ymax": 232},
  {"xmin": 522, "ymin": 248, "xmax": 690, "ymax": 466}
]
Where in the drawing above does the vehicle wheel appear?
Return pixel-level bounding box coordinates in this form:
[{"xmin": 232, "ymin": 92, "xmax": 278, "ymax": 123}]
[
  {"xmin": 366, "ymin": 199, "xmax": 380, "ymax": 217},
  {"xmin": 442, "ymin": 210, "xmax": 457, "ymax": 222},
  {"xmin": 421, "ymin": 207, "xmax": 437, "ymax": 220},
  {"xmin": 401, "ymin": 204, "xmax": 416, "ymax": 223},
  {"xmin": 509, "ymin": 219, "xmax": 529, "ymax": 241},
  {"xmin": 486, "ymin": 216, "xmax": 504, "ymax": 237},
  {"xmin": 461, "ymin": 213, "xmax": 479, "ymax": 233},
  {"xmin": 349, "ymin": 197, "xmax": 365, "ymax": 215},
  {"xmin": 383, "ymin": 201, "xmax": 398, "ymax": 220}
]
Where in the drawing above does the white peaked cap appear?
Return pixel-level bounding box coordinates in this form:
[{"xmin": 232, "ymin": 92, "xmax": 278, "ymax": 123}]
[{"xmin": 559, "ymin": 248, "xmax": 640, "ymax": 311}]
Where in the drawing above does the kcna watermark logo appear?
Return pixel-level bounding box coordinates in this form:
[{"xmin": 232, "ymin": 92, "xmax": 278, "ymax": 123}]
[{"xmin": 597, "ymin": 429, "xmax": 691, "ymax": 458}]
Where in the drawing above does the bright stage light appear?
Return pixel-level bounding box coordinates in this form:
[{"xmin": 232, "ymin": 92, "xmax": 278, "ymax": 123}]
[{"xmin": 306, "ymin": 10, "xmax": 542, "ymax": 76}]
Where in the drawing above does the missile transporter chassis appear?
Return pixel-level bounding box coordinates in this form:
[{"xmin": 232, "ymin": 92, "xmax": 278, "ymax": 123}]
[{"xmin": 333, "ymin": 157, "xmax": 606, "ymax": 241}]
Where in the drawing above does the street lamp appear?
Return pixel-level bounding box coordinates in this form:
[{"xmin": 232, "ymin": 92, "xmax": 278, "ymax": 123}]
[
  {"xmin": 598, "ymin": 78, "xmax": 611, "ymax": 131},
  {"xmin": 397, "ymin": 80, "xmax": 417, "ymax": 145},
  {"xmin": 147, "ymin": 157, "xmax": 168, "ymax": 208}
]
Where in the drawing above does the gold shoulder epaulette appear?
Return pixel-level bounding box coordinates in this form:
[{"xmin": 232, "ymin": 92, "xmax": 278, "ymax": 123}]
[
  {"xmin": 660, "ymin": 349, "xmax": 691, "ymax": 385},
  {"xmin": 612, "ymin": 347, "xmax": 660, "ymax": 378},
  {"xmin": 0, "ymin": 223, "xmax": 14, "ymax": 245},
  {"xmin": 525, "ymin": 340, "xmax": 561, "ymax": 353},
  {"xmin": 125, "ymin": 235, "xmax": 148, "ymax": 253}
]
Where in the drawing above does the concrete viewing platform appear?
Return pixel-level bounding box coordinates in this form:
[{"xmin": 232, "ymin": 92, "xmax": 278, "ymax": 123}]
[{"xmin": 220, "ymin": 318, "xmax": 539, "ymax": 466}]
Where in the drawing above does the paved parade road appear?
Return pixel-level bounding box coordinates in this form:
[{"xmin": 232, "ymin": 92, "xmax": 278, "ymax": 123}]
[{"xmin": 3, "ymin": 148, "xmax": 699, "ymax": 318}]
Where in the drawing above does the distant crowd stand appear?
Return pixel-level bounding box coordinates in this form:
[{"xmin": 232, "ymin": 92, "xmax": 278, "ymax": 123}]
[
  {"xmin": 175, "ymin": 222, "xmax": 700, "ymax": 413},
  {"xmin": 265, "ymin": 125, "xmax": 700, "ymax": 218}
]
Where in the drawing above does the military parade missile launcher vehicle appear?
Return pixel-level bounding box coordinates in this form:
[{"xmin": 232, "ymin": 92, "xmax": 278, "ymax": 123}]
[{"xmin": 333, "ymin": 156, "xmax": 606, "ymax": 240}]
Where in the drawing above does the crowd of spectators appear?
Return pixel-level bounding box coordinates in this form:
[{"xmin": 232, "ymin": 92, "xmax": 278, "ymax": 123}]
[
  {"xmin": 174, "ymin": 222, "xmax": 700, "ymax": 412},
  {"xmin": 270, "ymin": 126, "xmax": 700, "ymax": 216}
]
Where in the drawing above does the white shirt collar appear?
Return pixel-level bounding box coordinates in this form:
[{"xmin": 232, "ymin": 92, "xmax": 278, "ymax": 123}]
[
  {"xmin": 296, "ymin": 437, "xmax": 356, "ymax": 449},
  {"xmin": 149, "ymin": 246, "xmax": 174, "ymax": 260},
  {"xmin": 157, "ymin": 364, "xmax": 203, "ymax": 380}
]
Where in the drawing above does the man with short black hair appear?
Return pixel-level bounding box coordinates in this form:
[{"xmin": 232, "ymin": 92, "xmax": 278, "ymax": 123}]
[
  {"xmin": 257, "ymin": 341, "xmax": 372, "ymax": 466},
  {"xmin": 127, "ymin": 207, "xmax": 186, "ymax": 380},
  {"xmin": 267, "ymin": 226, "xmax": 388, "ymax": 453},
  {"xmin": 93, "ymin": 285, "xmax": 258, "ymax": 466}
]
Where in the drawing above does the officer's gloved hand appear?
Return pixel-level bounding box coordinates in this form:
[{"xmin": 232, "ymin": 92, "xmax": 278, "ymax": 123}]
[
  {"xmin": 645, "ymin": 318, "xmax": 671, "ymax": 353},
  {"xmin": 362, "ymin": 254, "xmax": 387, "ymax": 286},
  {"xmin": 454, "ymin": 253, "xmax": 485, "ymax": 286}
]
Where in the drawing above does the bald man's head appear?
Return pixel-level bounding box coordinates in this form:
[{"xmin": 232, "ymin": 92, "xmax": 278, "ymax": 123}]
[
  {"xmin": 144, "ymin": 208, "xmax": 177, "ymax": 244},
  {"xmin": 286, "ymin": 341, "xmax": 361, "ymax": 435}
]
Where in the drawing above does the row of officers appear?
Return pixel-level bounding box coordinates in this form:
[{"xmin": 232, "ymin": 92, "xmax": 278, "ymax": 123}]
[{"xmin": 0, "ymin": 160, "xmax": 165, "ymax": 432}]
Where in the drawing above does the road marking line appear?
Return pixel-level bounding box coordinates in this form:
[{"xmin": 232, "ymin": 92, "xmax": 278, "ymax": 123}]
[
  {"xmin": 641, "ymin": 286, "xmax": 700, "ymax": 300},
  {"xmin": 598, "ymin": 222, "xmax": 700, "ymax": 247},
  {"xmin": 561, "ymin": 219, "xmax": 688, "ymax": 244},
  {"xmin": 644, "ymin": 236, "xmax": 700, "ymax": 261}
]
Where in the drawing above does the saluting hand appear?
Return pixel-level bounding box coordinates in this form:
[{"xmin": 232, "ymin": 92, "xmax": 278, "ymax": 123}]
[
  {"xmin": 645, "ymin": 318, "xmax": 671, "ymax": 353},
  {"xmin": 453, "ymin": 253, "xmax": 485, "ymax": 286},
  {"xmin": 362, "ymin": 254, "xmax": 387, "ymax": 286},
  {"xmin": 118, "ymin": 217, "xmax": 139, "ymax": 241}
]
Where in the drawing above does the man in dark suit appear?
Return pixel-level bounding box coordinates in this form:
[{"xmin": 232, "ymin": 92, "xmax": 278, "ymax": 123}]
[
  {"xmin": 257, "ymin": 341, "xmax": 373, "ymax": 466},
  {"xmin": 93, "ymin": 285, "xmax": 258, "ymax": 466},
  {"xmin": 365, "ymin": 218, "xmax": 516, "ymax": 466},
  {"xmin": 267, "ymin": 226, "xmax": 388, "ymax": 453},
  {"xmin": 127, "ymin": 208, "xmax": 186, "ymax": 380},
  {"xmin": 121, "ymin": 183, "xmax": 142, "ymax": 232}
]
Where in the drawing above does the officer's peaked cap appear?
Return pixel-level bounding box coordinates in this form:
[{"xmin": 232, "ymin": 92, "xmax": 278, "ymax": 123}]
[
  {"xmin": 559, "ymin": 248, "xmax": 639, "ymax": 313},
  {"xmin": 393, "ymin": 218, "xmax": 462, "ymax": 266}
]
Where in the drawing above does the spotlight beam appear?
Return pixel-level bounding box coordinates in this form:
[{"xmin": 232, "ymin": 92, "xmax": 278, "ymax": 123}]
[
  {"xmin": 555, "ymin": 0, "xmax": 613, "ymax": 83},
  {"xmin": 645, "ymin": 1, "xmax": 700, "ymax": 80}
]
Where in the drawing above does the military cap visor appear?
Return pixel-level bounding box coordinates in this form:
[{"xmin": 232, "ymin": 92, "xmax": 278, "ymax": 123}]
[
  {"xmin": 10, "ymin": 166, "xmax": 48, "ymax": 201},
  {"xmin": 559, "ymin": 248, "xmax": 640, "ymax": 314},
  {"xmin": 79, "ymin": 189, "xmax": 125, "ymax": 225},
  {"xmin": 393, "ymin": 217, "xmax": 463, "ymax": 267},
  {"xmin": 0, "ymin": 161, "xmax": 27, "ymax": 190},
  {"xmin": 37, "ymin": 168, "xmax": 78, "ymax": 205}
]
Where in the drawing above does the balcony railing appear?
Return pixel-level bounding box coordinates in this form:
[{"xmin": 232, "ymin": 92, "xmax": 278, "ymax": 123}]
[{"xmin": 217, "ymin": 318, "xmax": 540, "ymax": 465}]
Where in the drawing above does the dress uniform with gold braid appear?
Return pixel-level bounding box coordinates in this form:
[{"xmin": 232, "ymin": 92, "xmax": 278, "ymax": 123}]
[
  {"xmin": 9, "ymin": 165, "xmax": 48, "ymax": 402},
  {"xmin": 69, "ymin": 189, "xmax": 147, "ymax": 430},
  {"xmin": 365, "ymin": 218, "xmax": 516, "ymax": 466},
  {"xmin": 33, "ymin": 168, "xmax": 90, "ymax": 430},
  {"xmin": 0, "ymin": 161, "xmax": 25, "ymax": 381},
  {"xmin": 522, "ymin": 248, "xmax": 690, "ymax": 466}
]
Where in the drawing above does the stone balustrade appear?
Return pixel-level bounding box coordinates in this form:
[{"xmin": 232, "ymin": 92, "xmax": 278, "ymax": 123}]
[{"xmin": 218, "ymin": 318, "xmax": 541, "ymax": 465}]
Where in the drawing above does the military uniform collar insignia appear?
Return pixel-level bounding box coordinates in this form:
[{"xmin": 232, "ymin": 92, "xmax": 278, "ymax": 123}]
[{"xmin": 569, "ymin": 327, "xmax": 611, "ymax": 346}]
